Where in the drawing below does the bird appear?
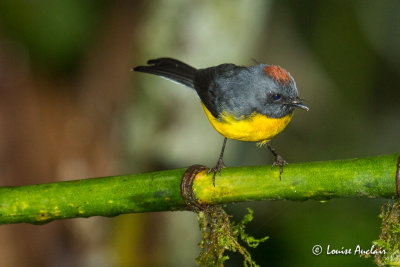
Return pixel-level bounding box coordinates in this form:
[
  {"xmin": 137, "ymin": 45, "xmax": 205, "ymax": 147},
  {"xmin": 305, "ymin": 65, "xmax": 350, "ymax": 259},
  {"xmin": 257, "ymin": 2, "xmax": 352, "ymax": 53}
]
[{"xmin": 133, "ymin": 58, "xmax": 309, "ymax": 185}]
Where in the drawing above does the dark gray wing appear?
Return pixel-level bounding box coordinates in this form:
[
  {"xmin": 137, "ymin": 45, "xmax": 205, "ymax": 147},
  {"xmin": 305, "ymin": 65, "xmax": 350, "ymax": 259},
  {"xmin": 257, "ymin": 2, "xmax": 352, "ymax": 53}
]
[
  {"xmin": 193, "ymin": 64, "xmax": 246, "ymax": 118},
  {"xmin": 194, "ymin": 64, "xmax": 260, "ymax": 119}
]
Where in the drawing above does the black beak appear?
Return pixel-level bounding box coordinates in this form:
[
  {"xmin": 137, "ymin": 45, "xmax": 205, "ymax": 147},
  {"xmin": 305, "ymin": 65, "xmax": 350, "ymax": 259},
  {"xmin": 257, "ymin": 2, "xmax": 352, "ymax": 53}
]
[{"xmin": 290, "ymin": 97, "xmax": 309, "ymax": 111}]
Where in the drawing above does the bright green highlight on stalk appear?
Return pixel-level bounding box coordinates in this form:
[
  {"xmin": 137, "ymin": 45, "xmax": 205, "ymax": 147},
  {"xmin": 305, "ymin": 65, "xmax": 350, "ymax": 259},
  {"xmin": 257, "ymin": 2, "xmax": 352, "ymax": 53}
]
[
  {"xmin": 194, "ymin": 153, "xmax": 399, "ymax": 203},
  {"xmin": 0, "ymin": 153, "xmax": 398, "ymax": 225}
]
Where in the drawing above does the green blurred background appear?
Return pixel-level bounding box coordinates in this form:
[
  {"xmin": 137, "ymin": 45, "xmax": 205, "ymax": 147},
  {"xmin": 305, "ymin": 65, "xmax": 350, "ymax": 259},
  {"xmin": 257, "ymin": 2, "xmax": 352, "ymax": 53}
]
[{"xmin": 0, "ymin": 0, "xmax": 399, "ymax": 266}]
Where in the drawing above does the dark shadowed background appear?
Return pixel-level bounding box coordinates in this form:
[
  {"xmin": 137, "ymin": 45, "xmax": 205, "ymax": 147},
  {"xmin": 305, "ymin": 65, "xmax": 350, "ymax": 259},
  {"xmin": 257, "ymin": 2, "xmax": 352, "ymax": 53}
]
[{"xmin": 0, "ymin": 0, "xmax": 399, "ymax": 266}]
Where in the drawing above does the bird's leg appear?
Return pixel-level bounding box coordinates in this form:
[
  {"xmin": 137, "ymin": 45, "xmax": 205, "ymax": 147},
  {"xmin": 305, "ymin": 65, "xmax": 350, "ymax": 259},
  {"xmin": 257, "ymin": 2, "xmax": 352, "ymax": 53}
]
[
  {"xmin": 208, "ymin": 137, "xmax": 227, "ymax": 186},
  {"xmin": 266, "ymin": 142, "xmax": 288, "ymax": 180}
]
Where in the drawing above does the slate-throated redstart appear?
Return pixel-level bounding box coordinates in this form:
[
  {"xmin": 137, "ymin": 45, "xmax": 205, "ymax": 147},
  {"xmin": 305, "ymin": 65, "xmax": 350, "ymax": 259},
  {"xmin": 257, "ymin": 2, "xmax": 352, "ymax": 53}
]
[{"xmin": 133, "ymin": 58, "xmax": 309, "ymax": 185}]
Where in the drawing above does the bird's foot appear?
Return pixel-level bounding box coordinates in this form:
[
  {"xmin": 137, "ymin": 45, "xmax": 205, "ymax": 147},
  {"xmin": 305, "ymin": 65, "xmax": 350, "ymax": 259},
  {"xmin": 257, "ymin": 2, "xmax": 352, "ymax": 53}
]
[
  {"xmin": 271, "ymin": 154, "xmax": 288, "ymax": 180},
  {"xmin": 208, "ymin": 158, "xmax": 225, "ymax": 186}
]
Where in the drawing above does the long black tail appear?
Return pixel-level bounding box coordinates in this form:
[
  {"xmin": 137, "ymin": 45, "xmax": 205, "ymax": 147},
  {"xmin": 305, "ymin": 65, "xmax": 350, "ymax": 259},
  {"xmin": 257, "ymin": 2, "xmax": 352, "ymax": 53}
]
[{"xmin": 133, "ymin": 58, "xmax": 197, "ymax": 88}]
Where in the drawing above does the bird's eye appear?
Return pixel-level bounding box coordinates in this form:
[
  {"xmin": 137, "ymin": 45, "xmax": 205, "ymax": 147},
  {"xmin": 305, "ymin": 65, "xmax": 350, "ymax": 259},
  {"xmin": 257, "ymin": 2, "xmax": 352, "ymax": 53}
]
[{"xmin": 272, "ymin": 94, "xmax": 282, "ymax": 101}]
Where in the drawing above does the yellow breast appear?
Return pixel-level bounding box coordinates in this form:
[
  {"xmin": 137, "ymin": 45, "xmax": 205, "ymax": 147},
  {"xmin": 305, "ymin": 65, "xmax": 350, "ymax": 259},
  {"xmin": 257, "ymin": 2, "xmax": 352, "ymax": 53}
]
[{"xmin": 202, "ymin": 103, "xmax": 293, "ymax": 143}]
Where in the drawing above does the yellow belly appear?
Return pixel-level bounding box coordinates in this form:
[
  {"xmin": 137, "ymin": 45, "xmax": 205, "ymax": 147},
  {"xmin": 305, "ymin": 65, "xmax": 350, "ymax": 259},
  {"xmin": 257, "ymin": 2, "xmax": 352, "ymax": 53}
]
[{"xmin": 202, "ymin": 103, "xmax": 293, "ymax": 143}]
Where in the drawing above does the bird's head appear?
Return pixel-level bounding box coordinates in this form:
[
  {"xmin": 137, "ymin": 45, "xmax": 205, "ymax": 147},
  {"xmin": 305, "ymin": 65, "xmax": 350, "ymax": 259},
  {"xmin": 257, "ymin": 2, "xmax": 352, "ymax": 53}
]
[{"xmin": 257, "ymin": 64, "xmax": 309, "ymax": 118}]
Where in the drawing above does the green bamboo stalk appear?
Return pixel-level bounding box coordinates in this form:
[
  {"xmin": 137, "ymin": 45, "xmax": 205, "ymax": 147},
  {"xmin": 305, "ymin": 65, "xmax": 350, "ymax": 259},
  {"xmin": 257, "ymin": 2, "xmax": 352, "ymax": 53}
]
[{"xmin": 0, "ymin": 153, "xmax": 398, "ymax": 225}]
